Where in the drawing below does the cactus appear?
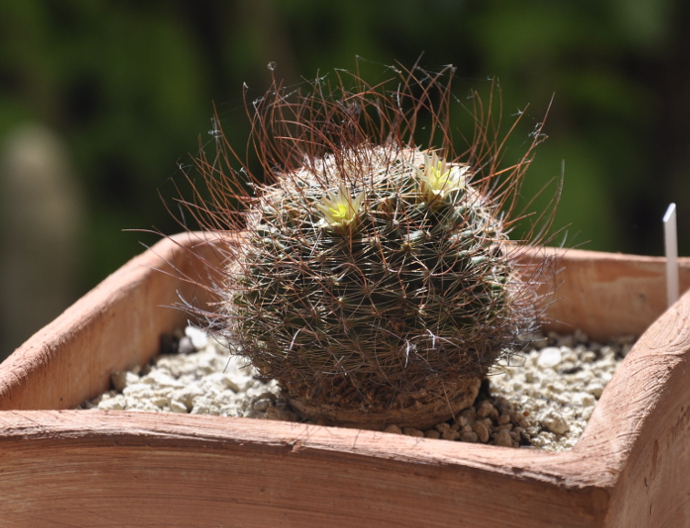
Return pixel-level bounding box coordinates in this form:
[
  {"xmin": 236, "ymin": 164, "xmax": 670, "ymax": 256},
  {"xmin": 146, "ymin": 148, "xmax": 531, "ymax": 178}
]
[{"xmin": 183, "ymin": 65, "xmax": 556, "ymax": 429}]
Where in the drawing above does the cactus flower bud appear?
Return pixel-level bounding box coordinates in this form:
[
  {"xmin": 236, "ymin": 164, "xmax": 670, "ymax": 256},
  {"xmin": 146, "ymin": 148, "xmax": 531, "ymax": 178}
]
[
  {"xmin": 415, "ymin": 150, "xmax": 468, "ymax": 206},
  {"xmin": 316, "ymin": 185, "xmax": 364, "ymax": 234}
]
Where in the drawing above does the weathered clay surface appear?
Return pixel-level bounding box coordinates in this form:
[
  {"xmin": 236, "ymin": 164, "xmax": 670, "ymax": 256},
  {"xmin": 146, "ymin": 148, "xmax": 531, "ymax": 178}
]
[{"xmin": 1, "ymin": 233, "xmax": 690, "ymax": 527}]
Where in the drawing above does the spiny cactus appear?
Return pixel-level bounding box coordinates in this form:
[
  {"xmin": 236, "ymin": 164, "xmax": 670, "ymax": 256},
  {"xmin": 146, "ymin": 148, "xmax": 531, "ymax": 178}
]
[{"xmin": 181, "ymin": 65, "xmax": 556, "ymax": 429}]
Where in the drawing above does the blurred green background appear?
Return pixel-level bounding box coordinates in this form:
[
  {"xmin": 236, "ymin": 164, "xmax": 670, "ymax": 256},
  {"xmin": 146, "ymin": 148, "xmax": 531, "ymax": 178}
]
[{"xmin": 1, "ymin": 0, "xmax": 688, "ymax": 355}]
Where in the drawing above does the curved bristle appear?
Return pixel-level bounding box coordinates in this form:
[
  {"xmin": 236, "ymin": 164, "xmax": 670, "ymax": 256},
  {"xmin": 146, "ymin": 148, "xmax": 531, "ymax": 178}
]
[{"xmin": 173, "ymin": 64, "xmax": 559, "ymax": 417}]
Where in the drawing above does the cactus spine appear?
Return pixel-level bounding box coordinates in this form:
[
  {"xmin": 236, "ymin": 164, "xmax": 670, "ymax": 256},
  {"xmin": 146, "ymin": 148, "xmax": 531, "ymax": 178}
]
[{"xmin": 185, "ymin": 65, "xmax": 554, "ymax": 429}]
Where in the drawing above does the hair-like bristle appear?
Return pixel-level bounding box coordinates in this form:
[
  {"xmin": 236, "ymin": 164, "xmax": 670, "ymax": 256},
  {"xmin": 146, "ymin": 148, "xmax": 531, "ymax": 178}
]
[{"xmin": 172, "ymin": 63, "xmax": 560, "ymax": 426}]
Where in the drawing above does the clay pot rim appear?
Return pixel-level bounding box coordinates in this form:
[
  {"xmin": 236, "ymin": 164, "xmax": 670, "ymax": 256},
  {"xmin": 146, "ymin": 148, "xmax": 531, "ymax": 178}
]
[{"xmin": 1, "ymin": 231, "xmax": 689, "ymax": 493}]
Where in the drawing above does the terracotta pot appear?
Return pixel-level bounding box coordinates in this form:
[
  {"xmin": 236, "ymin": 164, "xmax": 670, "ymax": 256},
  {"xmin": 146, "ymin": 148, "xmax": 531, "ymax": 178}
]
[{"xmin": 2, "ymin": 232, "xmax": 690, "ymax": 527}]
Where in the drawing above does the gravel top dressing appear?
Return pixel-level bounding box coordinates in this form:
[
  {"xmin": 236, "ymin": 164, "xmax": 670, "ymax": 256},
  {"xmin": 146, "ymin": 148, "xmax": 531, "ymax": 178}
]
[{"xmin": 84, "ymin": 326, "xmax": 633, "ymax": 451}]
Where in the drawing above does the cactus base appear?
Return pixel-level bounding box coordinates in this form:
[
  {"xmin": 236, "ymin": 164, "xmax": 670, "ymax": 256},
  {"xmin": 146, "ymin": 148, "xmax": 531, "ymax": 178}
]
[{"xmin": 284, "ymin": 376, "xmax": 482, "ymax": 430}]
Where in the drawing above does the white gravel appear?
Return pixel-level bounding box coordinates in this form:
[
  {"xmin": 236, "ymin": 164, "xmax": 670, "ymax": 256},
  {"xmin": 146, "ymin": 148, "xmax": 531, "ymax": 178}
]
[
  {"xmin": 487, "ymin": 329, "xmax": 633, "ymax": 450},
  {"xmin": 84, "ymin": 326, "xmax": 633, "ymax": 451},
  {"xmin": 86, "ymin": 326, "xmax": 298, "ymax": 422}
]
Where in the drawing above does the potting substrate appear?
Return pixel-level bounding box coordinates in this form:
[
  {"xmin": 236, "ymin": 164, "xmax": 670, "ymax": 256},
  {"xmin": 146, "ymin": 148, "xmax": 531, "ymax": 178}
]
[{"xmin": 84, "ymin": 326, "xmax": 633, "ymax": 451}]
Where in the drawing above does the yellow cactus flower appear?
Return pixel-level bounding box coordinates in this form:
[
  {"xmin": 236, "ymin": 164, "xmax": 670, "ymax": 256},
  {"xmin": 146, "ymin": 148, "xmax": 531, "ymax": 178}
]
[
  {"xmin": 316, "ymin": 184, "xmax": 364, "ymax": 232},
  {"xmin": 415, "ymin": 151, "xmax": 468, "ymax": 206}
]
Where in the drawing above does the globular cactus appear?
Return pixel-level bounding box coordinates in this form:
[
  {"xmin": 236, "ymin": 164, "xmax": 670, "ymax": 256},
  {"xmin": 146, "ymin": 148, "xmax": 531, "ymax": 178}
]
[{"xmin": 183, "ymin": 65, "xmax": 555, "ymax": 429}]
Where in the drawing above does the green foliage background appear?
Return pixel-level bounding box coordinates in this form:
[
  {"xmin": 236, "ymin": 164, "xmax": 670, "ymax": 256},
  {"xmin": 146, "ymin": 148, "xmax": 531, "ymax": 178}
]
[{"xmin": 1, "ymin": 0, "xmax": 688, "ymax": 296}]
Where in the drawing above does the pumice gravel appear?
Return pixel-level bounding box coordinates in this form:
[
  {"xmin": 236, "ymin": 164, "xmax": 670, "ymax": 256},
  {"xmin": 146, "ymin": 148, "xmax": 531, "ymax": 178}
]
[{"xmin": 84, "ymin": 326, "xmax": 634, "ymax": 452}]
